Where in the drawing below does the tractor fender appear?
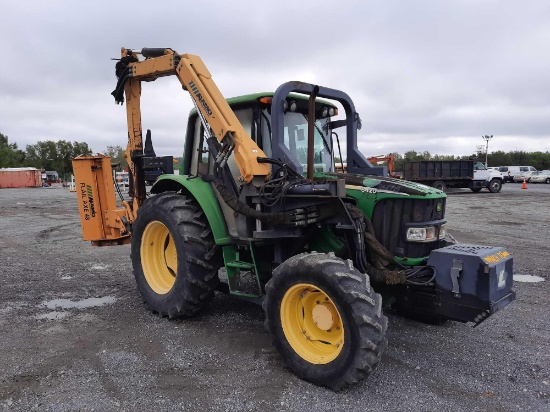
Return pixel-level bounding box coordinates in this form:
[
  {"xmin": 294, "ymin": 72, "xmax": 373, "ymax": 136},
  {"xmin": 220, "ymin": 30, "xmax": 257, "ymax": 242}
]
[{"xmin": 150, "ymin": 175, "xmax": 230, "ymax": 245}]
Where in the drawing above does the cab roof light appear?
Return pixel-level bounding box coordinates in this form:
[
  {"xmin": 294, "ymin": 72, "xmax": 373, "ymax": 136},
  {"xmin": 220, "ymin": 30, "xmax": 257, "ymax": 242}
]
[{"xmin": 289, "ymin": 100, "xmax": 297, "ymax": 112}]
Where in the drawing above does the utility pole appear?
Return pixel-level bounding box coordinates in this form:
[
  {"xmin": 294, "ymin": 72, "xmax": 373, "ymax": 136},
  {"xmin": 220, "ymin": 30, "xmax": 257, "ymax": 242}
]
[{"xmin": 482, "ymin": 135, "xmax": 493, "ymax": 167}]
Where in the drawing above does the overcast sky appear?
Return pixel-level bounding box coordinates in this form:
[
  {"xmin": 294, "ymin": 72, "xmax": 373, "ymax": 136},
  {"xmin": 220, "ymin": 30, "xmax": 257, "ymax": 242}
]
[{"xmin": 1, "ymin": 1, "xmax": 549, "ymax": 159}]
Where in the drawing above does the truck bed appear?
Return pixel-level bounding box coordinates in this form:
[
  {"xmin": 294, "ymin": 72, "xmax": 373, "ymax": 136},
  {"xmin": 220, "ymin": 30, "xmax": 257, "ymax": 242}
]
[{"xmin": 404, "ymin": 160, "xmax": 474, "ymax": 181}]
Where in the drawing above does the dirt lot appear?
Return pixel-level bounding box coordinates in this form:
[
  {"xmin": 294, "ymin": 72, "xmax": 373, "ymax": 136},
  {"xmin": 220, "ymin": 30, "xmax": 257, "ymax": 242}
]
[{"xmin": 0, "ymin": 183, "xmax": 548, "ymax": 411}]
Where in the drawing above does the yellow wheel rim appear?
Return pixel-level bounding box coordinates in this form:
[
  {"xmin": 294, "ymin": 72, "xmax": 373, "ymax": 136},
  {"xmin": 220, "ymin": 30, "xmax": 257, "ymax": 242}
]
[
  {"xmin": 141, "ymin": 221, "xmax": 178, "ymax": 295},
  {"xmin": 280, "ymin": 283, "xmax": 344, "ymax": 364}
]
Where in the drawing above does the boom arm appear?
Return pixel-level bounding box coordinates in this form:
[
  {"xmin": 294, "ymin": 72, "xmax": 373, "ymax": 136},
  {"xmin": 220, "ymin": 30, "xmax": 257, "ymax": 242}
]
[
  {"xmin": 367, "ymin": 154, "xmax": 396, "ymax": 177},
  {"xmin": 114, "ymin": 47, "xmax": 270, "ymax": 212},
  {"xmin": 73, "ymin": 47, "xmax": 270, "ymax": 246}
]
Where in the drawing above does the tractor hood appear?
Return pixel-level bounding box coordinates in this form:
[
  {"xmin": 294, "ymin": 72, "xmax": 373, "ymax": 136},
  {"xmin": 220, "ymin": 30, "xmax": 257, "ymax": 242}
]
[{"xmin": 322, "ymin": 172, "xmax": 444, "ymax": 197}]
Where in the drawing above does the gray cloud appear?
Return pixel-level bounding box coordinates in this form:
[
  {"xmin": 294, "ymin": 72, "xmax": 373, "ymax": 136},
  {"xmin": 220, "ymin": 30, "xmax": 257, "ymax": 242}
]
[{"xmin": 1, "ymin": 0, "xmax": 548, "ymax": 159}]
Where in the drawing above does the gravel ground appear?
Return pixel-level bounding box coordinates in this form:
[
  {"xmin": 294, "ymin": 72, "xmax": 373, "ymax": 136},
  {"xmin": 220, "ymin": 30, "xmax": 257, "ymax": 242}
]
[{"xmin": 0, "ymin": 183, "xmax": 548, "ymax": 411}]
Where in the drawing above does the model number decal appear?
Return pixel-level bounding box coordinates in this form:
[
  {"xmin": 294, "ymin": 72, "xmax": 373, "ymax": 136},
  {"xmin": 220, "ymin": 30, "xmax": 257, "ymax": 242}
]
[
  {"xmin": 80, "ymin": 182, "xmax": 96, "ymax": 220},
  {"xmin": 360, "ymin": 187, "xmax": 377, "ymax": 194}
]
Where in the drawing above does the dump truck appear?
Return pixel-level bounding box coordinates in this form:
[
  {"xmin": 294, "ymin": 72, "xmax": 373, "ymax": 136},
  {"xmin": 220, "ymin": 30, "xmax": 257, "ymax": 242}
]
[
  {"xmin": 72, "ymin": 48, "xmax": 515, "ymax": 390},
  {"xmin": 403, "ymin": 160, "xmax": 504, "ymax": 192}
]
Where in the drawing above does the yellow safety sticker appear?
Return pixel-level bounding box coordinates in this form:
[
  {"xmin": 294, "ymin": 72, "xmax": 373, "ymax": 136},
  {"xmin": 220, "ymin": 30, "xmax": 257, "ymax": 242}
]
[{"xmin": 483, "ymin": 251, "xmax": 510, "ymax": 264}]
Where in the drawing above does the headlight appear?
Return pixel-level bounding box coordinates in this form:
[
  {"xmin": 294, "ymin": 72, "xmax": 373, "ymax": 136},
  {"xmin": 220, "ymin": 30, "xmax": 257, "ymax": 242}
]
[
  {"xmin": 406, "ymin": 225, "xmax": 445, "ymax": 242},
  {"xmin": 407, "ymin": 227, "xmax": 428, "ymax": 241}
]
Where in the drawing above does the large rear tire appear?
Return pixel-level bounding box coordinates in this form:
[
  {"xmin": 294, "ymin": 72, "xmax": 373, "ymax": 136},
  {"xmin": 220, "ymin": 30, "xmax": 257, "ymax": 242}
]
[
  {"xmin": 131, "ymin": 192, "xmax": 221, "ymax": 318},
  {"xmin": 263, "ymin": 252, "xmax": 387, "ymax": 390},
  {"xmin": 470, "ymin": 187, "xmax": 482, "ymax": 193}
]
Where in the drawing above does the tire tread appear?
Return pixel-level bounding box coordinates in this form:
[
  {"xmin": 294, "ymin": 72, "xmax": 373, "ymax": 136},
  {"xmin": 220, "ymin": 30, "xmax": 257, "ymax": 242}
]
[{"xmin": 131, "ymin": 192, "xmax": 221, "ymax": 318}]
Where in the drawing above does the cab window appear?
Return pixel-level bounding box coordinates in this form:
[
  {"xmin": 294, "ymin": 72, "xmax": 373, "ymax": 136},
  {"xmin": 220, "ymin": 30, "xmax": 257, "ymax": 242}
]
[{"xmin": 262, "ymin": 109, "xmax": 334, "ymax": 173}]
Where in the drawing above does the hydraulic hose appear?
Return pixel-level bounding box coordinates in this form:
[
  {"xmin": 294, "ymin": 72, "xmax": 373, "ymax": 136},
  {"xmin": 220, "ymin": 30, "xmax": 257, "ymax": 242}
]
[
  {"xmin": 345, "ymin": 203, "xmax": 406, "ymax": 285},
  {"xmin": 214, "ymin": 179, "xmax": 291, "ymax": 226}
]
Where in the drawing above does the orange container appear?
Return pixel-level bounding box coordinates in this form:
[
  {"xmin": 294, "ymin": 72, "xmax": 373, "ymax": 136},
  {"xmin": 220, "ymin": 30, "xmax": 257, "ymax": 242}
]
[{"xmin": 0, "ymin": 168, "xmax": 42, "ymax": 188}]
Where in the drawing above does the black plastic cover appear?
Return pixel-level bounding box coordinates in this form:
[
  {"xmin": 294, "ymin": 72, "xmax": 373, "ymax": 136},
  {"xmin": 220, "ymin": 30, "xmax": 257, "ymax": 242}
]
[{"xmin": 427, "ymin": 244, "xmax": 515, "ymax": 324}]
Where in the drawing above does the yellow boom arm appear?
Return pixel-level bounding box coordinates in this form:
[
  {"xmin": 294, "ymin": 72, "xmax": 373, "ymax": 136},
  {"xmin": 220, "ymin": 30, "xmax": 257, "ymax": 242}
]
[
  {"xmin": 122, "ymin": 48, "xmax": 269, "ymax": 198},
  {"xmin": 73, "ymin": 47, "xmax": 270, "ymax": 245}
]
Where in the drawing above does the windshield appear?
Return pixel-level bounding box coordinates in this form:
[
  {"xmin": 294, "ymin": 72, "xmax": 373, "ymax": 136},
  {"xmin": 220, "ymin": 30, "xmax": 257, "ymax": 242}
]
[
  {"xmin": 261, "ymin": 109, "xmax": 334, "ymax": 173},
  {"xmin": 474, "ymin": 162, "xmax": 487, "ymax": 171}
]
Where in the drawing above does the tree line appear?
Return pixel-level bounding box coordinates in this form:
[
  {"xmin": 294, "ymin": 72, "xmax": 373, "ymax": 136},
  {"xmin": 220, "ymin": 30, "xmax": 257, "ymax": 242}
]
[
  {"xmin": 3, "ymin": 131, "xmax": 549, "ymax": 178},
  {"xmin": 0, "ymin": 132, "xmax": 129, "ymax": 180}
]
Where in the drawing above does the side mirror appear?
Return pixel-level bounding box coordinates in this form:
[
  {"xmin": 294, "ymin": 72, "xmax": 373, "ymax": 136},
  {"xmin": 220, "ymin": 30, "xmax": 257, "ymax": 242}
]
[{"xmin": 297, "ymin": 128, "xmax": 305, "ymax": 142}]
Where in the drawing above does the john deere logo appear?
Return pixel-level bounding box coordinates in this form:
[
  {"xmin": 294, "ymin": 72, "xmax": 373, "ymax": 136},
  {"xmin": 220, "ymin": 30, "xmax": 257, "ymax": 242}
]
[{"xmin": 436, "ymin": 203, "xmax": 442, "ymax": 212}]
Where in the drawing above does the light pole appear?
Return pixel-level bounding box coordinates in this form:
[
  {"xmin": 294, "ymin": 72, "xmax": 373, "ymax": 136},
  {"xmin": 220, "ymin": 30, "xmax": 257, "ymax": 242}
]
[{"xmin": 482, "ymin": 135, "xmax": 493, "ymax": 167}]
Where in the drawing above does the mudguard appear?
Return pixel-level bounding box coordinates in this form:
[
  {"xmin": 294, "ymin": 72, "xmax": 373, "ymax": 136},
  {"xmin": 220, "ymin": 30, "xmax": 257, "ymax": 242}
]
[{"xmin": 151, "ymin": 174, "xmax": 230, "ymax": 245}]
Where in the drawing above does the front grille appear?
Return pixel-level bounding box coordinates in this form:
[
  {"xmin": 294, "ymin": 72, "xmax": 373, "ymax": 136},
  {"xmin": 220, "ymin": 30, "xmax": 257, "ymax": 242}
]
[{"xmin": 371, "ymin": 198, "xmax": 446, "ymax": 258}]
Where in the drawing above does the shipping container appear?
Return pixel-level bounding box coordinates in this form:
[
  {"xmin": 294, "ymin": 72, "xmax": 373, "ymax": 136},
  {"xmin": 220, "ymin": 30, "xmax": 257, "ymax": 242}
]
[{"xmin": 0, "ymin": 168, "xmax": 42, "ymax": 188}]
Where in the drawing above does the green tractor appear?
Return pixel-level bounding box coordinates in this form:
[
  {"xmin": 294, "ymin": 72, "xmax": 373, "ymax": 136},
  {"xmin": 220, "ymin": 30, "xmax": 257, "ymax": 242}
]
[
  {"xmin": 140, "ymin": 84, "xmax": 515, "ymax": 390},
  {"xmin": 74, "ymin": 49, "xmax": 515, "ymax": 390}
]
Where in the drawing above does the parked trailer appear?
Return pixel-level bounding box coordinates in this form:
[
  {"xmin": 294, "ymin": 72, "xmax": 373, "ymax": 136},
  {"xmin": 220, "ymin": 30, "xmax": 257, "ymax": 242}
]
[
  {"xmin": 0, "ymin": 168, "xmax": 42, "ymax": 189},
  {"xmin": 403, "ymin": 160, "xmax": 504, "ymax": 193}
]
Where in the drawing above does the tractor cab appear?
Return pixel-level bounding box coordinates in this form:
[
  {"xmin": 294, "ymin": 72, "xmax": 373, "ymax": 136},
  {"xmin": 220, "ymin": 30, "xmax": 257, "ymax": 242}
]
[{"xmin": 183, "ymin": 90, "xmax": 387, "ymax": 183}]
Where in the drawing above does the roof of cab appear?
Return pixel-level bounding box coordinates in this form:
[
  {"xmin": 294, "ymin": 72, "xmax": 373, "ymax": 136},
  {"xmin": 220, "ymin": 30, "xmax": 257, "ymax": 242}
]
[{"xmin": 188, "ymin": 92, "xmax": 337, "ymax": 117}]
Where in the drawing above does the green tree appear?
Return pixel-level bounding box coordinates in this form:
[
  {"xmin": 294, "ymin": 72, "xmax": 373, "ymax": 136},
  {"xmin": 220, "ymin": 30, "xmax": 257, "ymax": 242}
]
[
  {"xmin": 0, "ymin": 133, "xmax": 26, "ymax": 167},
  {"xmin": 487, "ymin": 150, "xmax": 511, "ymax": 167},
  {"xmin": 25, "ymin": 140, "xmax": 92, "ymax": 180},
  {"xmin": 103, "ymin": 145, "xmax": 128, "ymax": 171},
  {"xmin": 403, "ymin": 150, "xmax": 417, "ymax": 162},
  {"xmin": 392, "ymin": 152, "xmax": 404, "ymax": 172},
  {"xmin": 25, "ymin": 141, "xmax": 58, "ymax": 171},
  {"xmin": 72, "ymin": 141, "xmax": 93, "ymax": 158}
]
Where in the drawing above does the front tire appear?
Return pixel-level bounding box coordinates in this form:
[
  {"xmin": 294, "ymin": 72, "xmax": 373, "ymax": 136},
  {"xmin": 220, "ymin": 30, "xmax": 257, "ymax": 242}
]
[
  {"xmin": 131, "ymin": 192, "xmax": 221, "ymax": 318},
  {"xmin": 488, "ymin": 179, "xmax": 502, "ymax": 193},
  {"xmin": 546, "ymin": 178, "xmax": 550, "ymax": 184},
  {"xmin": 263, "ymin": 252, "xmax": 388, "ymax": 390}
]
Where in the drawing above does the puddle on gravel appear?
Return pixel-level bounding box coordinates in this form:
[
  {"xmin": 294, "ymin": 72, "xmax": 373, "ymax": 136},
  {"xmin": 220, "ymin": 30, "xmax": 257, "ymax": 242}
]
[
  {"xmin": 513, "ymin": 274, "xmax": 545, "ymax": 283},
  {"xmin": 42, "ymin": 296, "xmax": 117, "ymax": 310}
]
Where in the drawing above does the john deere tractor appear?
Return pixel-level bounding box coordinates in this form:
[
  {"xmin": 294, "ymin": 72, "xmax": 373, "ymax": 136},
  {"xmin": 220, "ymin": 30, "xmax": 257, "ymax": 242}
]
[{"xmin": 73, "ymin": 48, "xmax": 515, "ymax": 390}]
